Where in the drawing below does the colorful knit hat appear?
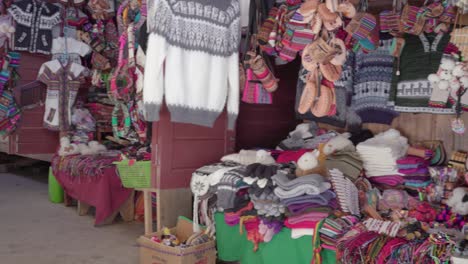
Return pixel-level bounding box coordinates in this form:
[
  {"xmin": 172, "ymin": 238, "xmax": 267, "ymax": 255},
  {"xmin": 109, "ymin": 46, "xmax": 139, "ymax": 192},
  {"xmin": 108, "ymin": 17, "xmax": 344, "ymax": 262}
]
[
  {"xmin": 242, "ymin": 68, "xmax": 273, "ymax": 104},
  {"xmin": 258, "ymin": 7, "xmax": 279, "ymax": 46},
  {"xmin": 345, "ymin": 12, "xmax": 378, "ymax": 52},
  {"xmin": 379, "ymin": 10, "xmax": 400, "ymax": 33},
  {"xmin": 439, "ymin": 5, "xmax": 457, "ymax": 24},
  {"xmin": 6, "ymin": 52, "xmax": 20, "ymax": 68},
  {"xmin": 345, "ymin": 13, "xmax": 376, "ymax": 42},
  {"xmin": 0, "ymin": 69, "xmax": 10, "ymax": 94}
]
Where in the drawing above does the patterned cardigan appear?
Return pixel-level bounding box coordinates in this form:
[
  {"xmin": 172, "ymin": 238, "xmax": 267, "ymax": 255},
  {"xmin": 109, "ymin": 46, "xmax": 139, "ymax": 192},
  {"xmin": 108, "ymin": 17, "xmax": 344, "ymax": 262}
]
[{"xmin": 8, "ymin": 0, "xmax": 61, "ymax": 55}]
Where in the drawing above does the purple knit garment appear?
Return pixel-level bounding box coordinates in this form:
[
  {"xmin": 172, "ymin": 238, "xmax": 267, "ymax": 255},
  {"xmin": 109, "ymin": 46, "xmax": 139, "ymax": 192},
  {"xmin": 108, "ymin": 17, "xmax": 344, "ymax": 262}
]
[
  {"xmin": 369, "ymin": 176, "xmax": 405, "ymax": 186},
  {"xmin": 261, "ymin": 218, "xmax": 283, "ymax": 233},
  {"xmin": 280, "ymin": 190, "xmax": 336, "ymax": 206},
  {"xmin": 288, "ymin": 199, "xmax": 338, "ymax": 215},
  {"xmin": 224, "ymin": 214, "xmax": 240, "ymax": 226},
  {"xmin": 399, "ymin": 167, "xmax": 429, "ymax": 175}
]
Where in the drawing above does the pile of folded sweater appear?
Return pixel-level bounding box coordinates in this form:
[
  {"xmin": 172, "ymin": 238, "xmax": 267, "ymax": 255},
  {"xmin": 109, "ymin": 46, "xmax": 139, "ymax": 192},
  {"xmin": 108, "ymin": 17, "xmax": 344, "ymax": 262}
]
[
  {"xmin": 357, "ymin": 129, "xmax": 409, "ymax": 178},
  {"xmin": 272, "ymin": 171, "xmax": 335, "ymax": 238},
  {"xmin": 325, "ymin": 150, "xmax": 364, "ymax": 182},
  {"xmin": 397, "ymin": 155, "xmax": 432, "ymax": 190}
]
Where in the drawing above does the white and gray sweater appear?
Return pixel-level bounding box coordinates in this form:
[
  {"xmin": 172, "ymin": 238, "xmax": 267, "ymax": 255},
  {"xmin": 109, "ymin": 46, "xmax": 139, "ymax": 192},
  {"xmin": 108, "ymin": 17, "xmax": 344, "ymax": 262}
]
[{"xmin": 144, "ymin": 0, "xmax": 241, "ymax": 129}]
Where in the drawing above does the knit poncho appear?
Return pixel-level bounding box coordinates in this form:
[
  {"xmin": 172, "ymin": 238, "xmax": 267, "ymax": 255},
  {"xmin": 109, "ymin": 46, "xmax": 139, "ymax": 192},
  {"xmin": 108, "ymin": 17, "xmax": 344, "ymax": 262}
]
[
  {"xmin": 352, "ymin": 37, "xmax": 398, "ymax": 124},
  {"xmin": 390, "ymin": 33, "xmax": 453, "ymax": 114},
  {"xmin": 144, "ymin": 0, "xmax": 241, "ymax": 129}
]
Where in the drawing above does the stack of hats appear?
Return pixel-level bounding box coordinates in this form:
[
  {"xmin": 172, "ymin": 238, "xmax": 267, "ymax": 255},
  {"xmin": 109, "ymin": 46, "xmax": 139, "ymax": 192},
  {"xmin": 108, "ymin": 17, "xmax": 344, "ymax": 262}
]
[
  {"xmin": 357, "ymin": 129, "xmax": 409, "ymax": 178},
  {"xmin": 216, "ymin": 167, "xmax": 249, "ymax": 211}
]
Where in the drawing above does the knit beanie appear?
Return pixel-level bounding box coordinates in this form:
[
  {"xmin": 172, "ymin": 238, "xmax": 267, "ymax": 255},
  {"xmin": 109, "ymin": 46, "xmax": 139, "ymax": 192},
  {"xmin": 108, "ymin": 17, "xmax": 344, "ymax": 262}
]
[{"xmin": 216, "ymin": 168, "xmax": 247, "ymax": 211}]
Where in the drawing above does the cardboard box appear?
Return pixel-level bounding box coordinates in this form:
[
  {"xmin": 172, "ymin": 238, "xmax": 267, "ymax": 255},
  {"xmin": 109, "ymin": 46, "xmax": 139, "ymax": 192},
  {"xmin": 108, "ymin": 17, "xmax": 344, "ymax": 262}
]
[{"xmin": 137, "ymin": 216, "xmax": 217, "ymax": 264}]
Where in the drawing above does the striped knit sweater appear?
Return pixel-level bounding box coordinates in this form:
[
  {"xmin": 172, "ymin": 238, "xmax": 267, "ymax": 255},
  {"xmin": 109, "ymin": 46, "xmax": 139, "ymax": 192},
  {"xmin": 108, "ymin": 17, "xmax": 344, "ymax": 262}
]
[
  {"xmin": 144, "ymin": 0, "xmax": 241, "ymax": 129},
  {"xmin": 351, "ymin": 36, "xmax": 398, "ymax": 125}
]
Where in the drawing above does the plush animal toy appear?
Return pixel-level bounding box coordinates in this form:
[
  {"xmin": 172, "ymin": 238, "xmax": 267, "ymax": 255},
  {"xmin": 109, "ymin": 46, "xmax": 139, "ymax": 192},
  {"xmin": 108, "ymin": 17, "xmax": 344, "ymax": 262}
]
[
  {"xmin": 88, "ymin": 141, "xmax": 107, "ymax": 153},
  {"xmin": 323, "ymin": 132, "xmax": 355, "ymax": 155},
  {"xmin": 296, "ymin": 144, "xmax": 328, "ymax": 176},
  {"xmin": 428, "ymin": 58, "xmax": 468, "ymax": 92},
  {"xmin": 77, "ymin": 141, "xmax": 107, "ymax": 155},
  {"xmin": 447, "ymin": 187, "xmax": 468, "ymax": 215},
  {"xmin": 58, "ymin": 137, "xmax": 79, "ymax": 156}
]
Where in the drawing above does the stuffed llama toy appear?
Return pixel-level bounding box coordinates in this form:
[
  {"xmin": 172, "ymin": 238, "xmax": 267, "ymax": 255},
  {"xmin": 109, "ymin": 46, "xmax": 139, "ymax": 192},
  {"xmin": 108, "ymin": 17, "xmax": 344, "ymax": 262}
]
[
  {"xmin": 447, "ymin": 187, "xmax": 468, "ymax": 216},
  {"xmin": 296, "ymin": 144, "xmax": 328, "ymax": 177}
]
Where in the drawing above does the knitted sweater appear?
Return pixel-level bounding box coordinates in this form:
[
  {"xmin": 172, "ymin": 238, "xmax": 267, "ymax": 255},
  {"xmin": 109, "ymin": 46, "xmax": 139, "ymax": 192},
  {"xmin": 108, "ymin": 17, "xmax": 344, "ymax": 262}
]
[
  {"xmin": 390, "ymin": 33, "xmax": 454, "ymax": 114},
  {"xmin": 144, "ymin": 0, "xmax": 241, "ymax": 129},
  {"xmin": 352, "ymin": 36, "xmax": 398, "ymax": 124}
]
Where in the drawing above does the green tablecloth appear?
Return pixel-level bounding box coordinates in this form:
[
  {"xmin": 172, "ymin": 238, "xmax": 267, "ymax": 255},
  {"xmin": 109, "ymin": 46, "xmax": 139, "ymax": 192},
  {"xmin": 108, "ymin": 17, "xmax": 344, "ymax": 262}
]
[{"xmin": 215, "ymin": 213, "xmax": 337, "ymax": 264}]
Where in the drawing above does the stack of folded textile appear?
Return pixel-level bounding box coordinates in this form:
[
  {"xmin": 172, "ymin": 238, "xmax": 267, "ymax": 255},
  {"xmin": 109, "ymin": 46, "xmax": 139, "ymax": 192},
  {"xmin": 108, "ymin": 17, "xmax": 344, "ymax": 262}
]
[
  {"xmin": 397, "ymin": 155, "xmax": 432, "ymax": 190},
  {"xmin": 325, "ymin": 150, "xmax": 364, "ymax": 182},
  {"xmin": 272, "ymin": 171, "xmax": 334, "ymax": 238},
  {"xmin": 239, "ymin": 163, "xmax": 285, "ymax": 218},
  {"xmin": 356, "ymin": 129, "xmax": 408, "ymax": 177},
  {"xmin": 249, "ymin": 188, "xmax": 285, "ymax": 217}
]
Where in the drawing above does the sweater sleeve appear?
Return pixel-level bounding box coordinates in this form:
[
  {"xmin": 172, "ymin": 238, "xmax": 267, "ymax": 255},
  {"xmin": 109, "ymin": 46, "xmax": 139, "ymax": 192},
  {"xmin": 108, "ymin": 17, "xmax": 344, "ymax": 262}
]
[
  {"xmin": 143, "ymin": 33, "xmax": 167, "ymax": 121},
  {"xmin": 227, "ymin": 53, "xmax": 239, "ymax": 130}
]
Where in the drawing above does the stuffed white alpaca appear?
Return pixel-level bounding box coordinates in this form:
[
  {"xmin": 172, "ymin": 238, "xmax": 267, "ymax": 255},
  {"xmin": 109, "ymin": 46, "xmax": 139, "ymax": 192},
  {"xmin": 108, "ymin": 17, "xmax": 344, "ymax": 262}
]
[
  {"xmin": 323, "ymin": 132, "xmax": 355, "ymax": 155},
  {"xmin": 77, "ymin": 143, "xmax": 93, "ymax": 155},
  {"xmin": 88, "ymin": 141, "xmax": 107, "ymax": 154},
  {"xmin": 58, "ymin": 137, "xmax": 79, "ymax": 156},
  {"xmin": 297, "ymin": 150, "xmax": 319, "ymax": 172}
]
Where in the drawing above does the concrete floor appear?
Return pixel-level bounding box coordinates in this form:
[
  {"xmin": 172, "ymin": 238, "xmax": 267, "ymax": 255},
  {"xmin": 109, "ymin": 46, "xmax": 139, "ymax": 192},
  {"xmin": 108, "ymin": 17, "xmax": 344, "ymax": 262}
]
[{"xmin": 0, "ymin": 172, "xmax": 144, "ymax": 264}]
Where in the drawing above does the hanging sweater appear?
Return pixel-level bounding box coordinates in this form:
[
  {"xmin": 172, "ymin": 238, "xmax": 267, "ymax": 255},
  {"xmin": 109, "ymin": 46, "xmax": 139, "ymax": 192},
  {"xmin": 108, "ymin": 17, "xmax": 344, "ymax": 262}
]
[
  {"xmin": 390, "ymin": 33, "xmax": 454, "ymax": 114},
  {"xmin": 144, "ymin": 0, "xmax": 241, "ymax": 129},
  {"xmin": 352, "ymin": 36, "xmax": 398, "ymax": 125}
]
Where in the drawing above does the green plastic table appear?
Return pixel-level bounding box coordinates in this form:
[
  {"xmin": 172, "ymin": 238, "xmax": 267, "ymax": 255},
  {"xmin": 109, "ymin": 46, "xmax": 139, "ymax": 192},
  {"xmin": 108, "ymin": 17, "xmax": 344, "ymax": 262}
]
[{"xmin": 215, "ymin": 213, "xmax": 337, "ymax": 264}]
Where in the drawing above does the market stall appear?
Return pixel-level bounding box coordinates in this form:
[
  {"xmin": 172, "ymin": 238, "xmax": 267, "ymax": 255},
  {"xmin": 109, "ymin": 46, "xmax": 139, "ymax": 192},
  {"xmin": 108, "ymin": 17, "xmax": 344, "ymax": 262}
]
[
  {"xmin": 0, "ymin": 0, "xmax": 156, "ymax": 226},
  {"xmin": 173, "ymin": 0, "xmax": 468, "ymax": 263}
]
